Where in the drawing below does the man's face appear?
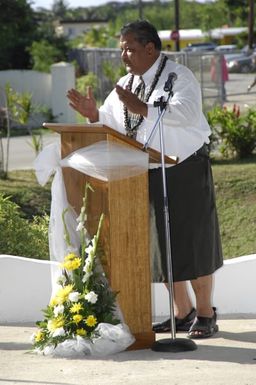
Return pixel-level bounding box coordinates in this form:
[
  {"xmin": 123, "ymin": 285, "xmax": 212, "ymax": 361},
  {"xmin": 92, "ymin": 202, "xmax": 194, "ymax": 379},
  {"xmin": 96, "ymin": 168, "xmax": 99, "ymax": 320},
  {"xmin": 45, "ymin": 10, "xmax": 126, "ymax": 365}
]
[{"xmin": 120, "ymin": 32, "xmax": 156, "ymax": 75}]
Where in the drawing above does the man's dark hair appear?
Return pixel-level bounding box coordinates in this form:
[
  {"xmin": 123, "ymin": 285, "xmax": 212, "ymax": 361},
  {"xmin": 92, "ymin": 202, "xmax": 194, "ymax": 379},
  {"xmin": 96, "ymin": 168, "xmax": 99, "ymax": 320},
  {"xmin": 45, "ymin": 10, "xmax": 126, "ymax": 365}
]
[{"xmin": 120, "ymin": 20, "xmax": 162, "ymax": 51}]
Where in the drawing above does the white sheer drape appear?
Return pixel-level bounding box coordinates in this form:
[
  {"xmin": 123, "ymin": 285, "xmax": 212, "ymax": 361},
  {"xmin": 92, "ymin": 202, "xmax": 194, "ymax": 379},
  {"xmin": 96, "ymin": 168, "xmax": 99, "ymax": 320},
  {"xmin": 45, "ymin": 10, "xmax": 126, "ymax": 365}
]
[
  {"xmin": 34, "ymin": 140, "xmax": 149, "ymax": 265},
  {"xmin": 33, "ymin": 140, "xmax": 149, "ymax": 356}
]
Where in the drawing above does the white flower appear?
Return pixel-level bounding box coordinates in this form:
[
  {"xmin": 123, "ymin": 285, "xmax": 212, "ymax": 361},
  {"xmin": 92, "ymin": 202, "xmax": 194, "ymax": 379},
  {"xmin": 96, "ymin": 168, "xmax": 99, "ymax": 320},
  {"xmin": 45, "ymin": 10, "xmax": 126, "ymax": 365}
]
[
  {"xmin": 81, "ymin": 207, "xmax": 87, "ymax": 217},
  {"xmin": 54, "ymin": 305, "xmax": 64, "ymax": 317},
  {"xmin": 85, "ymin": 242, "xmax": 95, "ymax": 256},
  {"xmin": 57, "ymin": 275, "xmax": 67, "ymax": 285},
  {"xmin": 84, "ymin": 291, "xmax": 98, "ymax": 304},
  {"xmin": 76, "ymin": 222, "xmax": 84, "ymax": 232},
  {"xmin": 83, "ymin": 258, "xmax": 92, "ymax": 273},
  {"xmin": 82, "ymin": 271, "xmax": 92, "ymax": 283},
  {"xmin": 52, "ymin": 327, "xmax": 66, "ymax": 338},
  {"xmin": 69, "ymin": 291, "xmax": 80, "ymax": 302}
]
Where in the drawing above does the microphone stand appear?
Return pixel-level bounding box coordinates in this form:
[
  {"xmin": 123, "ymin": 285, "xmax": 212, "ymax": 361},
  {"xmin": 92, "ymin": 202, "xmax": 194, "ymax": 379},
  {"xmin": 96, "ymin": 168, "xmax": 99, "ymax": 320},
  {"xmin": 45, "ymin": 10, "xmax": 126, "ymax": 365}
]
[{"xmin": 144, "ymin": 87, "xmax": 197, "ymax": 353}]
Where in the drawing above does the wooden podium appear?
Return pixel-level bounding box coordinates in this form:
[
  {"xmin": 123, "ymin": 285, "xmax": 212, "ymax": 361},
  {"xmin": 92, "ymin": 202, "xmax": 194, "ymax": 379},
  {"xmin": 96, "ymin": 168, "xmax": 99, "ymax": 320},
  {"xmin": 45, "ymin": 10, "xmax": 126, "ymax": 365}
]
[{"xmin": 44, "ymin": 122, "xmax": 177, "ymax": 350}]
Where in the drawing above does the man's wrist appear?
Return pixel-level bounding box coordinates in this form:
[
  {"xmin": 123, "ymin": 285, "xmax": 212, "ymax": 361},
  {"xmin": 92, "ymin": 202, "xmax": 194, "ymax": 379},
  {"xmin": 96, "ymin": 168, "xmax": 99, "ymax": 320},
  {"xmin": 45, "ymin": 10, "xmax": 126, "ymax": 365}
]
[{"xmin": 88, "ymin": 110, "xmax": 99, "ymax": 123}]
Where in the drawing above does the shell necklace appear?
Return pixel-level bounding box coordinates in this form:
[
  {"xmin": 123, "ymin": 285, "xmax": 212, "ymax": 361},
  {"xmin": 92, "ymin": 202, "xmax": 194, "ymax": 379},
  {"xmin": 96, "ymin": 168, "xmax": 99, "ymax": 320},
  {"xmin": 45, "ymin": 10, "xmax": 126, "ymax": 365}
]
[{"xmin": 124, "ymin": 54, "xmax": 168, "ymax": 139}]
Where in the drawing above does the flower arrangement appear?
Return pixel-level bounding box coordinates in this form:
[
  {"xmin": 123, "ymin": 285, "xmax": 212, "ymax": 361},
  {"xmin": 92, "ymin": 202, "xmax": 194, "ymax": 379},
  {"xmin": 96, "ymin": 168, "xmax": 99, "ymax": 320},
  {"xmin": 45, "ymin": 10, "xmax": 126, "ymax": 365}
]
[{"xmin": 31, "ymin": 183, "xmax": 133, "ymax": 357}]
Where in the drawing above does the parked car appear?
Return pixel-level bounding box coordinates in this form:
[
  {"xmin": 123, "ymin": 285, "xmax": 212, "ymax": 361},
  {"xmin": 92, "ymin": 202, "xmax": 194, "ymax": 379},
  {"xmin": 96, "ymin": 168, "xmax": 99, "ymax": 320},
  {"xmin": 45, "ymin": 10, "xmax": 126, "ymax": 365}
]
[
  {"xmin": 225, "ymin": 52, "xmax": 256, "ymax": 73},
  {"xmin": 241, "ymin": 44, "xmax": 256, "ymax": 54},
  {"xmin": 182, "ymin": 42, "xmax": 217, "ymax": 52},
  {"xmin": 215, "ymin": 44, "xmax": 238, "ymax": 53}
]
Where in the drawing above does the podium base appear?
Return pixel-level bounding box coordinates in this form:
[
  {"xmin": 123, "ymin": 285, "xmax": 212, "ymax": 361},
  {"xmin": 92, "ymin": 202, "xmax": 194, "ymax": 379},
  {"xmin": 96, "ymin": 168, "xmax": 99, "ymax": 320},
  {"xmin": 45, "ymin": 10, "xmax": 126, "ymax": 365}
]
[{"xmin": 151, "ymin": 337, "xmax": 197, "ymax": 352}]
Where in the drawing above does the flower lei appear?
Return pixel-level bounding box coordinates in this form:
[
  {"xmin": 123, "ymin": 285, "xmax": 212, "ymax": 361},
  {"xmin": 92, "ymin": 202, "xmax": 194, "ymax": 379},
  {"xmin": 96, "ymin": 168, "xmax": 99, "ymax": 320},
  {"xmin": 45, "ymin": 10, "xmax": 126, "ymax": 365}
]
[
  {"xmin": 31, "ymin": 183, "xmax": 120, "ymax": 354},
  {"xmin": 124, "ymin": 54, "xmax": 168, "ymax": 138}
]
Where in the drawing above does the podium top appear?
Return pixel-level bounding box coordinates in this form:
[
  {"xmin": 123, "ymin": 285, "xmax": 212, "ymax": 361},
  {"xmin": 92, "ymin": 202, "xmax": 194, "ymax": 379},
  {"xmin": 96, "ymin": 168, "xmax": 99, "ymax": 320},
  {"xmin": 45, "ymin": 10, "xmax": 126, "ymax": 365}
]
[{"xmin": 43, "ymin": 122, "xmax": 178, "ymax": 165}]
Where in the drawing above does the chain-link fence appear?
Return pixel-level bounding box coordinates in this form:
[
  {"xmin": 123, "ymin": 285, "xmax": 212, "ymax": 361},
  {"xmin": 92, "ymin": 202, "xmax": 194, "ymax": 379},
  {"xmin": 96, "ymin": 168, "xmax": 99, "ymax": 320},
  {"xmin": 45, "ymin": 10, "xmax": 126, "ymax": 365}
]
[{"xmin": 70, "ymin": 48, "xmax": 225, "ymax": 111}]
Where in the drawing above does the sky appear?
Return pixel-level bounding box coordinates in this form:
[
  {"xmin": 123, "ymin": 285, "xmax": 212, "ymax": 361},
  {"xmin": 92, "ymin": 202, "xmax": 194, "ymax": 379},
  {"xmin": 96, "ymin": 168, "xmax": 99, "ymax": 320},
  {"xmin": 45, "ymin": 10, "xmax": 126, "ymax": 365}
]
[{"xmin": 31, "ymin": 0, "xmax": 213, "ymax": 11}]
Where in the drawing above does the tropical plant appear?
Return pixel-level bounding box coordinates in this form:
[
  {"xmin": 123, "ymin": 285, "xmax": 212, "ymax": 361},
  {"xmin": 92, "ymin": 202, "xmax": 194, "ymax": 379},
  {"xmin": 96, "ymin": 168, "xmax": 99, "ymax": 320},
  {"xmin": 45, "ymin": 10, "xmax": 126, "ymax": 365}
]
[
  {"xmin": 102, "ymin": 61, "xmax": 126, "ymax": 86},
  {"xmin": 76, "ymin": 73, "xmax": 99, "ymax": 96},
  {"xmin": 0, "ymin": 193, "xmax": 49, "ymax": 259},
  {"xmin": 28, "ymin": 40, "xmax": 64, "ymax": 73},
  {"xmin": 207, "ymin": 104, "xmax": 256, "ymax": 159}
]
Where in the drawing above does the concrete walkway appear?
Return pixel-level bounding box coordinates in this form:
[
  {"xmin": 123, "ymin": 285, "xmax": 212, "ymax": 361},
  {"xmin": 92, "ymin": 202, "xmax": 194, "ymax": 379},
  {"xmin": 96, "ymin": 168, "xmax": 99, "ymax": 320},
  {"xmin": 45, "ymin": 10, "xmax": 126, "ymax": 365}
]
[{"xmin": 0, "ymin": 316, "xmax": 255, "ymax": 385}]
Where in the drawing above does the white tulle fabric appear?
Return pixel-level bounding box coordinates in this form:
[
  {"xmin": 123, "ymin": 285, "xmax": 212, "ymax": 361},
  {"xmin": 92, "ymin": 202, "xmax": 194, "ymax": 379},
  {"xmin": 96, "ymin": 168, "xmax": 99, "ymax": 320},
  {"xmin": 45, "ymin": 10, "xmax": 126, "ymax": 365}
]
[
  {"xmin": 33, "ymin": 141, "xmax": 142, "ymax": 356},
  {"xmin": 63, "ymin": 139, "xmax": 149, "ymax": 181},
  {"xmin": 35, "ymin": 323, "xmax": 134, "ymax": 358}
]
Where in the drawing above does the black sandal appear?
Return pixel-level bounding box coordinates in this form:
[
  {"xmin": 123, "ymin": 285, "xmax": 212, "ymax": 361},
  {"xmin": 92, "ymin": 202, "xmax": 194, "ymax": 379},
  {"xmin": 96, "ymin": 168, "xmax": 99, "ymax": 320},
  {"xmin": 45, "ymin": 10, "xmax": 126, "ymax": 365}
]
[
  {"xmin": 188, "ymin": 307, "xmax": 219, "ymax": 339},
  {"xmin": 153, "ymin": 308, "xmax": 196, "ymax": 333}
]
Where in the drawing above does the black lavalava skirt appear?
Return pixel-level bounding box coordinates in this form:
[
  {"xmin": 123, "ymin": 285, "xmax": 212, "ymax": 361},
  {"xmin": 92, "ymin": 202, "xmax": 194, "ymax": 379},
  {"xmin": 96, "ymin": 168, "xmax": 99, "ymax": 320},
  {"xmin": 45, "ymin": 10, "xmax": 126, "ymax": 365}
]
[{"xmin": 149, "ymin": 145, "xmax": 223, "ymax": 282}]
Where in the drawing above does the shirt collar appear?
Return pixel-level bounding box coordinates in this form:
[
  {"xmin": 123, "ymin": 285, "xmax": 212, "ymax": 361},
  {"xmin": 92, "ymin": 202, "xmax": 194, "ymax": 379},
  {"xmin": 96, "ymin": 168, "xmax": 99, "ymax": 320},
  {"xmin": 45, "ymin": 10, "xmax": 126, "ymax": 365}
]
[{"xmin": 135, "ymin": 54, "xmax": 162, "ymax": 86}]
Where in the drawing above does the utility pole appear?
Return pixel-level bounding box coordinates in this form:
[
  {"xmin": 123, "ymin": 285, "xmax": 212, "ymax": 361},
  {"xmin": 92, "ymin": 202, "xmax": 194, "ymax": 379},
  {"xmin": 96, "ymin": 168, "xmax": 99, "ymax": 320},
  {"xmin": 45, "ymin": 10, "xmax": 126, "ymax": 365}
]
[
  {"xmin": 174, "ymin": 0, "xmax": 180, "ymax": 51},
  {"xmin": 138, "ymin": 0, "xmax": 143, "ymax": 19},
  {"xmin": 248, "ymin": 0, "xmax": 255, "ymax": 50}
]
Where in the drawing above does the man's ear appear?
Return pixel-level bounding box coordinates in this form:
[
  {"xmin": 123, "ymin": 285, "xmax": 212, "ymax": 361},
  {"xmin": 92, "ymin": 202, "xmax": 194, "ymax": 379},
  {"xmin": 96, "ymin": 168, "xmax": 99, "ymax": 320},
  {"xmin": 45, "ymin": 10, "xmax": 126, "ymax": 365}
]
[{"xmin": 145, "ymin": 42, "xmax": 155, "ymax": 55}]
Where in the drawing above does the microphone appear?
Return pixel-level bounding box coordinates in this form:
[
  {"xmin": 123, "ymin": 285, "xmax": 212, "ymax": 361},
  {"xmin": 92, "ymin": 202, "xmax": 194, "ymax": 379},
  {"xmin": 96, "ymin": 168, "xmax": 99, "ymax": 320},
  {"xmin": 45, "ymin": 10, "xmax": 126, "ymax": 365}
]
[{"xmin": 164, "ymin": 72, "xmax": 177, "ymax": 92}]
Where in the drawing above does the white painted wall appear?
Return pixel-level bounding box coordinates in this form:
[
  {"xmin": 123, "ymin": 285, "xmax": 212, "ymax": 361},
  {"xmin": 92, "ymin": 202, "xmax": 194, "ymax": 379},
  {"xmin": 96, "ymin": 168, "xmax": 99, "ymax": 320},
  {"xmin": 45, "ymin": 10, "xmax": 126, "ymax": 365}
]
[
  {"xmin": 51, "ymin": 62, "xmax": 76, "ymax": 123},
  {"xmin": 0, "ymin": 255, "xmax": 59, "ymax": 323},
  {"xmin": 0, "ymin": 63, "xmax": 76, "ymax": 124},
  {"xmin": 0, "ymin": 254, "xmax": 255, "ymax": 324},
  {"xmin": 0, "ymin": 70, "xmax": 51, "ymax": 107},
  {"xmin": 152, "ymin": 254, "xmax": 256, "ymax": 318}
]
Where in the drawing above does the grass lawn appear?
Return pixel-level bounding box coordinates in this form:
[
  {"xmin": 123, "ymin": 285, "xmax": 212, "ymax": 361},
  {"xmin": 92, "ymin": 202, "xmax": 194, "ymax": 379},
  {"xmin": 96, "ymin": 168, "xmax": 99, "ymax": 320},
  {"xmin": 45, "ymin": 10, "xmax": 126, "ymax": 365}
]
[
  {"xmin": 0, "ymin": 170, "xmax": 51, "ymax": 219},
  {"xmin": 0, "ymin": 157, "xmax": 256, "ymax": 260},
  {"xmin": 212, "ymin": 157, "xmax": 256, "ymax": 259}
]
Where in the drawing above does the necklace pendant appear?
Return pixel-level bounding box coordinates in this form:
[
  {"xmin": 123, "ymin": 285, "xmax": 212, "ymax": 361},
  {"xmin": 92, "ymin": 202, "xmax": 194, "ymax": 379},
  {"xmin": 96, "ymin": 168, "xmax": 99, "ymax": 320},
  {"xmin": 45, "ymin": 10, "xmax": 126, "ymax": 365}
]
[{"xmin": 126, "ymin": 130, "xmax": 137, "ymax": 139}]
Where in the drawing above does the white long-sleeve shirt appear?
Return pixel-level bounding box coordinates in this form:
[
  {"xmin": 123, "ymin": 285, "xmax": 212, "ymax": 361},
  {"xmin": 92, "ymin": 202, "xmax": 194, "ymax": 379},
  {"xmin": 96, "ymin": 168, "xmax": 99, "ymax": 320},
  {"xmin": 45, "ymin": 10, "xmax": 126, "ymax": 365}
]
[{"xmin": 99, "ymin": 54, "xmax": 211, "ymax": 163}]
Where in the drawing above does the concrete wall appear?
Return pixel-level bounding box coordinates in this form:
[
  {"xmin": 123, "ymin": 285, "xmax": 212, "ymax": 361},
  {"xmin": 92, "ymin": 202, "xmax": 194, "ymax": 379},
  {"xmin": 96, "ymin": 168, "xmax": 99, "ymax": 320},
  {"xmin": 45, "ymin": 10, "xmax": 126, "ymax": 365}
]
[
  {"xmin": 0, "ymin": 254, "xmax": 255, "ymax": 324},
  {"xmin": 0, "ymin": 255, "xmax": 59, "ymax": 323},
  {"xmin": 152, "ymin": 254, "xmax": 256, "ymax": 318},
  {"xmin": 0, "ymin": 63, "xmax": 76, "ymax": 124},
  {"xmin": 51, "ymin": 62, "xmax": 76, "ymax": 123},
  {"xmin": 0, "ymin": 70, "xmax": 51, "ymax": 108}
]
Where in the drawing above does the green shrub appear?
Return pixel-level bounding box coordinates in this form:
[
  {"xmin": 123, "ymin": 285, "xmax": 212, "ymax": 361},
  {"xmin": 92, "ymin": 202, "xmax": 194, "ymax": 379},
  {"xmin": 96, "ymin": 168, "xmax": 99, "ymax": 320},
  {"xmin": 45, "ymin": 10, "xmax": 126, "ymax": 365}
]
[
  {"xmin": 76, "ymin": 72, "xmax": 99, "ymax": 96},
  {"xmin": 207, "ymin": 105, "xmax": 256, "ymax": 159},
  {"xmin": 0, "ymin": 194, "xmax": 49, "ymax": 260},
  {"xmin": 102, "ymin": 60, "xmax": 126, "ymax": 86}
]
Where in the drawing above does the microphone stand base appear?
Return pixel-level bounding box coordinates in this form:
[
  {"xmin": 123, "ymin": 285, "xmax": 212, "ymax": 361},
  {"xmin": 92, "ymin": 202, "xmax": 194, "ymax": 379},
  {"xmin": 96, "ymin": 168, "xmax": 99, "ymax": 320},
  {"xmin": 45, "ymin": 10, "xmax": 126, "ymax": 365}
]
[{"xmin": 151, "ymin": 337, "xmax": 197, "ymax": 353}]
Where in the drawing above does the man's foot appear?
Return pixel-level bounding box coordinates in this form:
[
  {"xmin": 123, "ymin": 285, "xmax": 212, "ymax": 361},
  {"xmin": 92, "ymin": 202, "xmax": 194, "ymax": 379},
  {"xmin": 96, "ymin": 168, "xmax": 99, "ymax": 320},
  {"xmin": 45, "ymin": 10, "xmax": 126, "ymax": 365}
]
[
  {"xmin": 152, "ymin": 308, "xmax": 196, "ymax": 333},
  {"xmin": 187, "ymin": 307, "xmax": 218, "ymax": 339}
]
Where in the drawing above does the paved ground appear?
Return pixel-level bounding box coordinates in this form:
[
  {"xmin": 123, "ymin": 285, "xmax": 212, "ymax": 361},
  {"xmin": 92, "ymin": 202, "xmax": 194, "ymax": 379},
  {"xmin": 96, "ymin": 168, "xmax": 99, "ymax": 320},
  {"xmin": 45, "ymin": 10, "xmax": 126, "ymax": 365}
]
[
  {"xmin": 224, "ymin": 73, "xmax": 256, "ymax": 112},
  {"xmin": 2, "ymin": 133, "xmax": 60, "ymax": 171},
  {"xmin": 0, "ymin": 316, "xmax": 255, "ymax": 385}
]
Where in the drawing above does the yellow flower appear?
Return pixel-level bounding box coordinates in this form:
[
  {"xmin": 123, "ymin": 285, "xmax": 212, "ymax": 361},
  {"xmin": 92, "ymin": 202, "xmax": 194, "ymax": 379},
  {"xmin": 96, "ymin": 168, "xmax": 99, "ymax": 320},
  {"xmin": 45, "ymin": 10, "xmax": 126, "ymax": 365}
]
[
  {"xmin": 49, "ymin": 296, "xmax": 58, "ymax": 307},
  {"xmin": 70, "ymin": 302, "xmax": 83, "ymax": 314},
  {"xmin": 85, "ymin": 315, "xmax": 97, "ymax": 327},
  {"xmin": 54, "ymin": 284, "xmax": 74, "ymax": 304},
  {"xmin": 73, "ymin": 314, "xmax": 83, "ymax": 324},
  {"xmin": 35, "ymin": 330, "xmax": 44, "ymax": 342},
  {"xmin": 61, "ymin": 253, "xmax": 81, "ymax": 271},
  {"xmin": 76, "ymin": 328, "xmax": 87, "ymax": 336},
  {"xmin": 47, "ymin": 316, "xmax": 65, "ymax": 332},
  {"xmin": 65, "ymin": 252, "xmax": 79, "ymax": 261}
]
